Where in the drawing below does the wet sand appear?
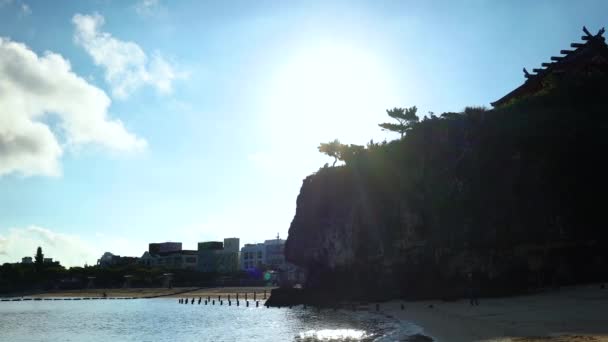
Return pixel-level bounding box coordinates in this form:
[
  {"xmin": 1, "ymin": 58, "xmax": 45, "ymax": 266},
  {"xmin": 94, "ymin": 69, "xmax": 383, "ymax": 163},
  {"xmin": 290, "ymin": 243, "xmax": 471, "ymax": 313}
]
[{"xmin": 383, "ymin": 284, "xmax": 608, "ymax": 342}]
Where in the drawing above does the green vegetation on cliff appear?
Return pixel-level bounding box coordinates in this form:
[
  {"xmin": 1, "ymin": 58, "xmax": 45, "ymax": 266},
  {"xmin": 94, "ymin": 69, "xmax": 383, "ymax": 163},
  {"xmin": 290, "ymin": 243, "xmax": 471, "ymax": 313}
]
[{"xmin": 285, "ymin": 74, "xmax": 608, "ymax": 300}]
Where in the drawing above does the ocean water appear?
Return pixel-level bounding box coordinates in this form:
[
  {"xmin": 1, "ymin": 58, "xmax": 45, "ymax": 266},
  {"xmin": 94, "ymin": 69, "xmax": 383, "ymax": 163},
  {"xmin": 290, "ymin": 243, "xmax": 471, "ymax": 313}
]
[{"xmin": 0, "ymin": 299, "xmax": 423, "ymax": 341}]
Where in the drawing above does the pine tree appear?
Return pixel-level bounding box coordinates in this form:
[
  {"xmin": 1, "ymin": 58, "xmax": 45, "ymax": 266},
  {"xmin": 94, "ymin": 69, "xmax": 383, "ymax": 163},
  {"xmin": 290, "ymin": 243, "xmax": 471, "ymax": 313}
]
[
  {"xmin": 35, "ymin": 246, "xmax": 44, "ymax": 266},
  {"xmin": 378, "ymin": 106, "xmax": 419, "ymax": 138}
]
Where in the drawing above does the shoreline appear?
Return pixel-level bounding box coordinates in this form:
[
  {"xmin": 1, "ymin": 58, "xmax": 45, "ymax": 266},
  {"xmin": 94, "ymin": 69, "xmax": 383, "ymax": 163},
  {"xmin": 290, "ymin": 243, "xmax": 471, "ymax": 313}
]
[
  {"xmin": 381, "ymin": 284, "xmax": 608, "ymax": 342},
  {"xmin": 3, "ymin": 284, "xmax": 607, "ymax": 341},
  {"xmin": 0, "ymin": 286, "xmax": 275, "ymax": 300}
]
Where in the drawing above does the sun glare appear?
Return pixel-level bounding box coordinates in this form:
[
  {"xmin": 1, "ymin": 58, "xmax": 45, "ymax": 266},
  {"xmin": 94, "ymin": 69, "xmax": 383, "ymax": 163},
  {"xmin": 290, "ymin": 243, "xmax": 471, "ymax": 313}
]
[{"xmin": 264, "ymin": 43, "xmax": 399, "ymax": 146}]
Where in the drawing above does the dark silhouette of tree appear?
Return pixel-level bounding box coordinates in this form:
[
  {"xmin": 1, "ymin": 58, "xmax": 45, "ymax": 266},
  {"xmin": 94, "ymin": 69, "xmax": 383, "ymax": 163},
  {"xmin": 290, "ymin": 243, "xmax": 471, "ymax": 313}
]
[
  {"xmin": 378, "ymin": 106, "xmax": 419, "ymax": 137},
  {"xmin": 34, "ymin": 246, "xmax": 44, "ymax": 273},
  {"xmin": 339, "ymin": 144, "xmax": 365, "ymax": 165},
  {"xmin": 318, "ymin": 139, "xmax": 343, "ymax": 166},
  {"xmin": 35, "ymin": 247, "xmax": 44, "ymax": 266}
]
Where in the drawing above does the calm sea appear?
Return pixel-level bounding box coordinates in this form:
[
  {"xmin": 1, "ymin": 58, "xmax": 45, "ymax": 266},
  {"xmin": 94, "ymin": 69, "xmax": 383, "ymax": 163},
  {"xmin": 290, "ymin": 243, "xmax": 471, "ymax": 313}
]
[{"xmin": 0, "ymin": 299, "xmax": 422, "ymax": 341}]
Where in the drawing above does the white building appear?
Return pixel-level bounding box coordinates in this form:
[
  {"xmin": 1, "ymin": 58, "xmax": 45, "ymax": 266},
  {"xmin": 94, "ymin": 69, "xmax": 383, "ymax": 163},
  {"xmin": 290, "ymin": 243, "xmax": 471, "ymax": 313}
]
[
  {"xmin": 264, "ymin": 238, "xmax": 286, "ymax": 268},
  {"xmin": 240, "ymin": 235, "xmax": 287, "ymax": 271},
  {"xmin": 240, "ymin": 235, "xmax": 305, "ymax": 285},
  {"xmin": 240, "ymin": 243, "xmax": 265, "ymax": 270}
]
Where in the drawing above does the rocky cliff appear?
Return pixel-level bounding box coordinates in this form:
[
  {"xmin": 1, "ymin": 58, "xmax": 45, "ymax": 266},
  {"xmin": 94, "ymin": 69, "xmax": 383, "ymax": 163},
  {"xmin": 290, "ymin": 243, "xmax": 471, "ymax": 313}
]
[{"xmin": 283, "ymin": 76, "xmax": 608, "ymax": 302}]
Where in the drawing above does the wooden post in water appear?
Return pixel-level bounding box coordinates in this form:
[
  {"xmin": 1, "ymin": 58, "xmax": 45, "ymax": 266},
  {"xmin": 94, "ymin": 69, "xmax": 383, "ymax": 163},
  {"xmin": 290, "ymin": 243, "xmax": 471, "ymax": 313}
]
[
  {"xmin": 264, "ymin": 290, "xmax": 267, "ymax": 300},
  {"xmin": 212, "ymin": 300, "xmax": 215, "ymax": 305},
  {"xmin": 253, "ymin": 292, "xmax": 256, "ymax": 301},
  {"xmin": 246, "ymin": 301, "xmax": 249, "ymax": 307},
  {"xmin": 236, "ymin": 293, "xmax": 239, "ymax": 301},
  {"xmin": 229, "ymin": 300, "xmax": 231, "ymax": 306},
  {"xmin": 237, "ymin": 300, "xmax": 239, "ymax": 306},
  {"xmin": 220, "ymin": 300, "xmax": 223, "ymax": 305},
  {"xmin": 218, "ymin": 295, "xmax": 221, "ymax": 301},
  {"xmin": 256, "ymin": 301, "xmax": 259, "ymax": 307},
  {"xmin": 245, "ymin": 293, "xmax": 248, "ymax": 301},
  {"xmin": 205, "ymin": 300, "xmax": 207, "ymax": 305},
  {"xmin": 228, "ymin": 294, "xmax": 231, "ymax": 301}
]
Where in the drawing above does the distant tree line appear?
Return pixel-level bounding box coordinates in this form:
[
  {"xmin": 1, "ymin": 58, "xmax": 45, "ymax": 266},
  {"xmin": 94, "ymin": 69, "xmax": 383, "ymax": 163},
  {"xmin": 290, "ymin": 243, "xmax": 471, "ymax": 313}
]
[{"xmin": 0, "ymin": 247, "xmax": 267, "ymax": 294}]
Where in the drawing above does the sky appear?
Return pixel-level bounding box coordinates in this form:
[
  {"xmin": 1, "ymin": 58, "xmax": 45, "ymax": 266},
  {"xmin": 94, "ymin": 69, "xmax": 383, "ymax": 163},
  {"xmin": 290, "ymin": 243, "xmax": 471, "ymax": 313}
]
[{"xmin": 1, "ymin": 0, "xmax": 607, "ymax": 267}]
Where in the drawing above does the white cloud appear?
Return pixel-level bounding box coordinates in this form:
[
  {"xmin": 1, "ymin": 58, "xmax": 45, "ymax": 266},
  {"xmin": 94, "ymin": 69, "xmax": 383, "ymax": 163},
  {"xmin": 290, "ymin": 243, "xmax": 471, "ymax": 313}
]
[
  {"xmin": 0, "ymin": 226, "xmax": 99, "ymax": 267},
  {"xmin": 0, "ymin": 37, "xmax": 146, "ymax": 177},
  {"xmin": 72, "ymin": 13, "xmax": 184, "ymax": 99},
  {"xmin": 134, "ymin": 0, "xmax": 160, "ymax": 17}
]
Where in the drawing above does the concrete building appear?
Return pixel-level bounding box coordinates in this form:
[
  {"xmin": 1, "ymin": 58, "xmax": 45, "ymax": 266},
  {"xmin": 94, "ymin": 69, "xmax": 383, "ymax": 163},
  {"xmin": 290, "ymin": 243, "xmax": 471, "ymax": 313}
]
[
  {"xmin": 238, "ymin": 235, "xmax": 305, "ymax": 285},
  {"xmin": 21, "ymin": 257, "xmax": 33, "ymax": 264},
  {"xmin": 264, "ymin": 238, "xmax": 286, "ymax": 268},
  {"xmin": 240, "ymin": 235, "xmax": 287, "ymax": 271},
  {"xmin": 223, "ymin": 238, "xmax": 240, "ymax": 253},
  {"xmin": 140, "ymin": 250, "xmax": 198, "ymax": 270},
  {"xmin": 219, "ymin": 238, "xmax": 240, "ymax": 273},
  {"xmin": 240, "ymin": 243, "xmax": 265, "ymax": 270},
  {"xmin": 216, "ymin": 250, "xmax": 239, "ymax": 273},
  {"xmin": 197, "ymin": 241, "xmax": 223, "ymax": 272},
  {"xmin": 197, "ymin": 238, "xmax": 240, "ymax": 273},
  {"xmin": 149, "ymin": 242, "xmax": 182, "ymax": 254}
]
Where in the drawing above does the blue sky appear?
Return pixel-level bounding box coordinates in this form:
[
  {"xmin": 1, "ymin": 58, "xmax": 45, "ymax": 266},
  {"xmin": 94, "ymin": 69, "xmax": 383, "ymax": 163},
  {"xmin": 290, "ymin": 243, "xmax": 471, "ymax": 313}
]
[{"xmin": 1, "ymin": 0, "xmax": 607, "ymax": 266}]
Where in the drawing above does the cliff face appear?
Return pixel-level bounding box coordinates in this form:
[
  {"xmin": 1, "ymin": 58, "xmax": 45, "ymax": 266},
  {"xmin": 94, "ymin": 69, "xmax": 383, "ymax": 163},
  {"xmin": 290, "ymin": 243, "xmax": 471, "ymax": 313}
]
[{"xmin": 285, "ymin": 78, "xmax": 608, "ymax": 300}]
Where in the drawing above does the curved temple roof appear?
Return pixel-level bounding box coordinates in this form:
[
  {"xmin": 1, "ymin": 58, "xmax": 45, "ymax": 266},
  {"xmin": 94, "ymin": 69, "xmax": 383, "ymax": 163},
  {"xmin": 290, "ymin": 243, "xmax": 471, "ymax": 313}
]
[{"xmin": 492, "ymin": 26, "xmax": 608, "ymax": 107}]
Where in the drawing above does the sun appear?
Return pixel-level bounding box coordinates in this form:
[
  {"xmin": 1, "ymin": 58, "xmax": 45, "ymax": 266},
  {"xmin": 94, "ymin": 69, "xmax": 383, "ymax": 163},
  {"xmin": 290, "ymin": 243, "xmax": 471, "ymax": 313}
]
[{"xmin": 263, "ymin": 42, "xmax": 399, "ymax": 147}]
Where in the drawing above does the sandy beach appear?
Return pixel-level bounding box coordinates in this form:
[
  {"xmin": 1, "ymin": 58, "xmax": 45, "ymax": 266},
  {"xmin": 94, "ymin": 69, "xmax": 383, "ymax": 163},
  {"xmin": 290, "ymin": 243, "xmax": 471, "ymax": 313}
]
[
  {"xmin": 5, "ymin": 284, "xmax": 608, "ymax": 341},
  {"xmin": 7, "ymin": 286, "xmax": 274, "ymax": 299},
  {"xmin": 382, "ymin": 284, "xmax": 608, "ymax": 342}
]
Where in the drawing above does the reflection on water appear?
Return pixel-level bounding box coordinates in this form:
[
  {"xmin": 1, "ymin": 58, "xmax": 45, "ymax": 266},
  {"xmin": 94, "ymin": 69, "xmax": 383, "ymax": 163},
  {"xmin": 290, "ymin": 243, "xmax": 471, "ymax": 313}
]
[
  {"xmin": 297, "ymin": 329, "xmax": 370, "ymax": 341},
  {"xmin": 0, "ymin": 299, "xmax": 415, "ymax": 341}
]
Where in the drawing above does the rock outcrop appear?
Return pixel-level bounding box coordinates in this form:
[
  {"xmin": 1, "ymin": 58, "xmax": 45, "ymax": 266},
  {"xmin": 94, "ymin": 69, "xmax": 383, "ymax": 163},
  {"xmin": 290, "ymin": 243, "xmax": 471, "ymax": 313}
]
[{"xmin": 281, "ymin": 76, "xmax": 608, "ymax": 304}]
